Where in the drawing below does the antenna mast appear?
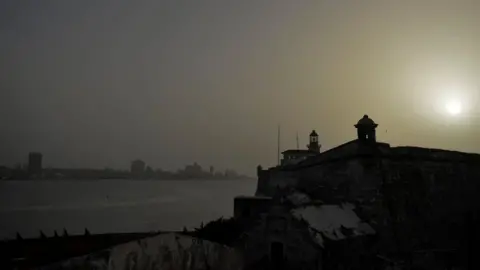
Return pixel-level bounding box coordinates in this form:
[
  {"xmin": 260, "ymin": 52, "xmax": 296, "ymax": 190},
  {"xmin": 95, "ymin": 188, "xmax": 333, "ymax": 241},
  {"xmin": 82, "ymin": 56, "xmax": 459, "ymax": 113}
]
[
  {"xmin": 277, "ymin": 125, "xmax": 280, "ymax": 165},
  {"xmin": 296, "ymin": 132, "xmax": 299, "ymax": 149}
]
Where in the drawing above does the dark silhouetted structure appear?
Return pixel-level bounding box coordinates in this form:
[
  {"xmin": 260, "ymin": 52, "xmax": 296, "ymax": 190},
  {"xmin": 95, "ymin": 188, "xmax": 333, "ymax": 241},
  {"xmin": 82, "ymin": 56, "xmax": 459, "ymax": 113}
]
[
  {"xmin": 130, "ymin": 159, "xmax": 146, "ymax": 177},
  {"xmin": 256, "ymin": 114, "xmax": 480, "ymax": 269},
  {"xmin": 280, "ymin": 149, "xmax": 318, "ymax": 166},
  {"xmin": 307, "ymin": 130, "xmax": 321, "ymax": 152},
  {"xmin": 28, "ymin": 152, "xmax": 42, "ymax": 178},
  {"xmin": 280, "ymin": 130, "xmax": 321, "ymax": 166},
  {"xmin": 354, "ymin": 114, "xmax": 378, "ymax": 142}
]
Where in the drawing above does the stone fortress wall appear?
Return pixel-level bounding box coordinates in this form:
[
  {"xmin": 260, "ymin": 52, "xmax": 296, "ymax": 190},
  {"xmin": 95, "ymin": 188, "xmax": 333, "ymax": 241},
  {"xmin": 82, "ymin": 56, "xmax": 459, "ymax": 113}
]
[{"xmin": 254, "ymin": 115, "xmax": 480, "ymax": 263}]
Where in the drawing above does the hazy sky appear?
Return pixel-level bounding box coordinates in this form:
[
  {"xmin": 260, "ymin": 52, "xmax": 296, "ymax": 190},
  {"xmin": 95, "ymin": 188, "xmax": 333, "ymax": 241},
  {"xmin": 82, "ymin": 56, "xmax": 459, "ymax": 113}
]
[{"xmin": 1, "ymin": 0, "xmax": 479, "ymax": 174}]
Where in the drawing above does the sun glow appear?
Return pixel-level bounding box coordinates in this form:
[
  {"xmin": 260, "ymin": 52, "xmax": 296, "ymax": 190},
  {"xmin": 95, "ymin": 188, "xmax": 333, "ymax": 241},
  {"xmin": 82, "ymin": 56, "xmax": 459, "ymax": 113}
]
[{"xmin": 445, "ymin": 100, "xmax": 462, "ymax": 116}]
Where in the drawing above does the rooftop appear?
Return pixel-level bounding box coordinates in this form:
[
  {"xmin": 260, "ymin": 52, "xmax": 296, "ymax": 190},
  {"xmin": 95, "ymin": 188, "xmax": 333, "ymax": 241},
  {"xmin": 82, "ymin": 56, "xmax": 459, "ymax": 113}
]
[
  {"xmin": 280, "ymin": 138, "xmax": 480, "ymax": 171},
  {"xmin": 281, "ymin": 149, "xmax": 318, "ymax": 155},
  {"xmin": 270, "ymin": 114, "xmax": 480, "ymax": 171},
  {"xmin": 292, "ymin": 202, "xmax": 375, "ymax": 247},
  {"xmin": 355, "ymin": 114, "xmax": 378, "ymax": 127}
]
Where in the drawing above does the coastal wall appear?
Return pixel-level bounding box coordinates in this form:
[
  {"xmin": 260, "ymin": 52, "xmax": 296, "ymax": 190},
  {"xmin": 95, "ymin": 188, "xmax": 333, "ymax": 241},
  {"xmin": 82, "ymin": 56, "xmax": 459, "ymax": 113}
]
[
  {"xmin": 255, "ymin": 168, "xmax": 298, "ymax": 196},
  {"xmin": 377, "ymin": 152, "xmax": 480, "ymax": 259},
  {"xmin": 256, "ymin": 141, "xmax": 480, "ymax": 264},
  {"xmin": 39, "ymin": 233, "xmax": 243, "ymax": 270},
  {"xmin": 256, "ymin": 140, "xmax": 388, "ymax": 198}
]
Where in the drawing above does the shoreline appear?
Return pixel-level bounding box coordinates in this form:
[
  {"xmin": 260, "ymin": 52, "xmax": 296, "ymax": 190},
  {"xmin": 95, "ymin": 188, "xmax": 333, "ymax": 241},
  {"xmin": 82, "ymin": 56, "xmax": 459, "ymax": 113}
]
[{"xmin": 0, "ymin": 177, "xmax": 255, "ymax": 182}]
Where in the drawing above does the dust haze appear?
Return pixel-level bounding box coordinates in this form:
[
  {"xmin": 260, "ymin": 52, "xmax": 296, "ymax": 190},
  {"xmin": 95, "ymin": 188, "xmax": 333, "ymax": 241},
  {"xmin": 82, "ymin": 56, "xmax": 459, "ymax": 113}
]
[{"xmin": 1, "ymin": 0, "xmax": 479, "ymax": 175}]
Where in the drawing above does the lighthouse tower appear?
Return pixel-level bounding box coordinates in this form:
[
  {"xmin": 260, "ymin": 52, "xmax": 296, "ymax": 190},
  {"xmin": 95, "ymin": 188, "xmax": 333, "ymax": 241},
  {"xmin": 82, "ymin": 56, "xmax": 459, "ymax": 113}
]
[{"xmin": 307, "ymin": 130, "xmax": 321, "ymax": 153}]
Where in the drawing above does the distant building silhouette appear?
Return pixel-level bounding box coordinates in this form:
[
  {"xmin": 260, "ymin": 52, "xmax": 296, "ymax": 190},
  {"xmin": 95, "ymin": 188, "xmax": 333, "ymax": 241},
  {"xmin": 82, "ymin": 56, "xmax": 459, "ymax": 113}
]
[
  {"xmin": 0, "ymin": 166, "xmax": 11, "ymax": 179},
  {"xmin": 145, "ymin": 166, "xmax": 155, "ymax": 179},
  {"xmin": 28, "ymin": 152, "xmax": 42, "ymax": 178},
  {"xmin": 181, "ymin": 162, "xmax": 203, "ymax": 178},
  {"xmin": 130, "ymin": 159, "xmax": 146, "ymax": 177},
  {"xmin": 224, "ymin": 169, "xmax": 239, "ymax": 178}
]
